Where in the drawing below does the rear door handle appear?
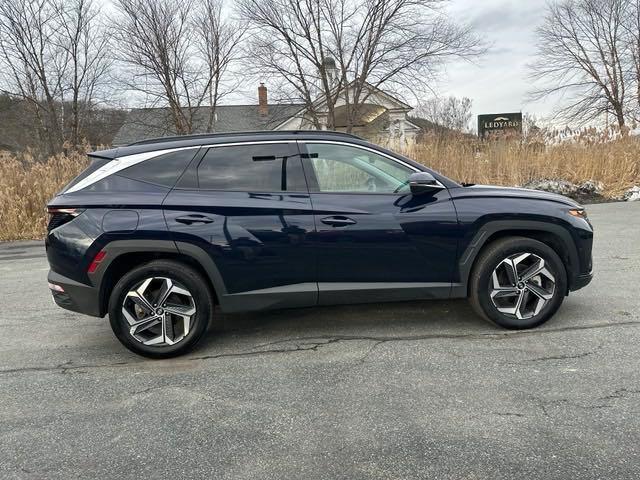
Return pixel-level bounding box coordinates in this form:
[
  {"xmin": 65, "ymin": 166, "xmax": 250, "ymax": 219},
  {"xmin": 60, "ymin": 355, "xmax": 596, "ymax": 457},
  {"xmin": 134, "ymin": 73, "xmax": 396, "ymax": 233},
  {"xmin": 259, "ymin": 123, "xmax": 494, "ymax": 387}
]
[
  {"xmin": 320, "ymin": 215, "xmax": 357, "ymax": 227},
  {"xmin": 175, "ymin": 214, "xmax": 214, "ymax": 225}
]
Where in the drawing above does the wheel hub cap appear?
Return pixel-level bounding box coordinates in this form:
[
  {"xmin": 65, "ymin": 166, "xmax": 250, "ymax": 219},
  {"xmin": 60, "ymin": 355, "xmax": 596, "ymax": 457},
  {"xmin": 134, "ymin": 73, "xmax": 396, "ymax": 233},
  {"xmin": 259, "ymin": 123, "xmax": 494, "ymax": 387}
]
[
  {"xmin": 490, "ymin": 252, "xmax": 556, "ymax": 320},
  {"xmin": 122, "ymin": 277, "xmax": 196, "ymax": 346}
]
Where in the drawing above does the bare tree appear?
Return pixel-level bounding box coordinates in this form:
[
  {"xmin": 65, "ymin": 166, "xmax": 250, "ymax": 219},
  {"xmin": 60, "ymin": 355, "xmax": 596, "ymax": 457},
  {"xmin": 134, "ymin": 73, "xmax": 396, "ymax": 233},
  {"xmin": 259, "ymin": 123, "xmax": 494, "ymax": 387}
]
[
  {"xmin": 238, "ymin": 0, "xmax": 484, "ymax": 132},
  {"xmin": 529, "ymin": 0, "xmax": 631, "ymax": 128},
  {"xmin": 196, "ymin": 0, "xmax": 246, "ymax": 132},
  {"xmin": 0, "ymin": 0, "xmax": 109, "ymax": 154},
  {"xmin": 55, "ymin": 0, "xmax": 111, "ymax": 149},
  {"xmin": 0, "ymin": 0, "xmax": 66, "ymax": 154},
  {"xmin": 113, "ymin": 0, "xmax": 243, "ymax": 134},
  {"xmin": 413, "ymin": 96, "xmax": 473, "ymax": 132},
  {"xmin": 622, "ymin": 0, "xmax": 640, "ymax": 118},
  {"xmin": 113, "ymin": 0, "xmax": 197, "ymax": 134}
]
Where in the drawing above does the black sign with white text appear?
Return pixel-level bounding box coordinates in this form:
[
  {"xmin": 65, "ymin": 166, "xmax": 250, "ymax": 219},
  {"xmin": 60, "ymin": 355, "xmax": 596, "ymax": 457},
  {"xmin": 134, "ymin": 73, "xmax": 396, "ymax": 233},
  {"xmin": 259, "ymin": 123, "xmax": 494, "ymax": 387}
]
[{"xmin": 478, "ymin": 112, "xmax": 523, "ymax": 138}]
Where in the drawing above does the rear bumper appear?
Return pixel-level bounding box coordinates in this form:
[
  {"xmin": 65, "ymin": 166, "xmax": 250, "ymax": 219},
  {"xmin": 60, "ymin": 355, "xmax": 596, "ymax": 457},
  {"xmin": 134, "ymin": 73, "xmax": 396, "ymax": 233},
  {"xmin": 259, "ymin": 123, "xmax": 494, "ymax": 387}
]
[
  {"xmin": 570, "ymin": 272, "xmax": 593, "ymax": 292},
  {"xmin": 48, "ymin": 270, "xmax": 102, "ymax": 317}
]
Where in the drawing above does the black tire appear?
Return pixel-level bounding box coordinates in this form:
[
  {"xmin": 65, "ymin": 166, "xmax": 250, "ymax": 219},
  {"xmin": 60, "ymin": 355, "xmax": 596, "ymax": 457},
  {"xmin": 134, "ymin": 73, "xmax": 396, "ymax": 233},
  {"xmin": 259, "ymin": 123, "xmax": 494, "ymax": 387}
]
[
  {"xmin": 108, "ymin": 260, "xmax": 213, "ymax": 358},
  {"xmin": 468, "ymin": 236, "xmax": 567, "ymax": 329}
]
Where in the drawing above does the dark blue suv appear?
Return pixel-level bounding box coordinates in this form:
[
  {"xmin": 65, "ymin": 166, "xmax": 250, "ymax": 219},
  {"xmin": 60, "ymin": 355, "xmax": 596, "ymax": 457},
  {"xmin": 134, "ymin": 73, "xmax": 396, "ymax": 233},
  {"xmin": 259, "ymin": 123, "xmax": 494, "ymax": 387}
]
[{"xmin": 46, "ymin": 131, "xmax": 593, "ymax": 358}]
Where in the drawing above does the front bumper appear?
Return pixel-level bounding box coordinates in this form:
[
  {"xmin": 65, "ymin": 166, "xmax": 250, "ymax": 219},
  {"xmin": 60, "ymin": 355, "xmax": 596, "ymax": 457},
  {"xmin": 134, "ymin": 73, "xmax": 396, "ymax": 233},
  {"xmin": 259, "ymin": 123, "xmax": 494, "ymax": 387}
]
[
  {"xmin": 570, "ymin": 271, "xmax": 593, "ymax": 292},
  {"xmin": 48, "ymin": 270, "xmax": 102, "ymax": 317}
]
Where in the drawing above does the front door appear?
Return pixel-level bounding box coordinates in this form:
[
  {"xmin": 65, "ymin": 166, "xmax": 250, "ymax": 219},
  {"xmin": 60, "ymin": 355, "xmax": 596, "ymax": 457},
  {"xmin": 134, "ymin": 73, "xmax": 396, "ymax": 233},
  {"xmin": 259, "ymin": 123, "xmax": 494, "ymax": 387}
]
[
  {"xmin": 299, "ymin": 141, "xmax": 459, "ymax": 305},
  {"xmin": 164, "ymin": 141, "xmax": 317, "ymax": 311}
]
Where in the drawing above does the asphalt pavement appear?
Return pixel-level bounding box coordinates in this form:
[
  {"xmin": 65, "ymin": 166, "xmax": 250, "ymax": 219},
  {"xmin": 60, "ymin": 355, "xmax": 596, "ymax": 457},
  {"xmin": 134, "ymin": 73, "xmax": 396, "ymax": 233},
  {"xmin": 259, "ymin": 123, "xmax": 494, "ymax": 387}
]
[{"xmin": 0, "ymin": 201, "xmax": 639, "ymax": 479}]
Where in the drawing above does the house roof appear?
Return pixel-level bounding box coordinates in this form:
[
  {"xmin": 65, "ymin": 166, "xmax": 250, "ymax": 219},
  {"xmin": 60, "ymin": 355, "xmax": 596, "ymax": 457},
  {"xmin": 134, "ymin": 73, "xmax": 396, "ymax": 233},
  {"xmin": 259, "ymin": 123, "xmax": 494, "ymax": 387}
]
[
  {"xmin": 273, "ymin": 82, "xmax": 413, "ymax": 131},
  {"xmin": 407, "ymin": 116, "xmax": 470, "ymax": 135},
  {"xmin": 113, "ymin": 104, "xmax": 305, "ymax": 146},
  {"xmin": 113, "ymin": 82, "xmax": 419, "ymax": 145},
  {"xmin": 406, "ymin": 116, "xmax": 443, "ymax": 132},
  {"xmin": 309, "ymin": 80, "xmax": 412, "ymax": 111}
]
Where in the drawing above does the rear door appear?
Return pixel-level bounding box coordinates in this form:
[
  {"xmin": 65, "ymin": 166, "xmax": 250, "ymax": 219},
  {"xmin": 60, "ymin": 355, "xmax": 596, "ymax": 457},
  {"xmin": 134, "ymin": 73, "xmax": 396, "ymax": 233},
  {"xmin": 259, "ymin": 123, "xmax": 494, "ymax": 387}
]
[
  {"xmin": 299, "ymin": 141, "xmax": 459, "ymax": 305},
  {"xmin": 164, "ymin": 141, "xmax": 317, "ymax": 311}
]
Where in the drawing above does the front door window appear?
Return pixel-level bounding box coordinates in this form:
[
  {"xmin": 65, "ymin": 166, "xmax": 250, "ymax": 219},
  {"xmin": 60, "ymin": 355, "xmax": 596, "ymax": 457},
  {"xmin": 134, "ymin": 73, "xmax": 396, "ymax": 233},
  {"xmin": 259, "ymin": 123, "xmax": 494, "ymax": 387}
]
[{"xmin": 304, "ymin": 143, "xmax": 413, "ymax": 193}]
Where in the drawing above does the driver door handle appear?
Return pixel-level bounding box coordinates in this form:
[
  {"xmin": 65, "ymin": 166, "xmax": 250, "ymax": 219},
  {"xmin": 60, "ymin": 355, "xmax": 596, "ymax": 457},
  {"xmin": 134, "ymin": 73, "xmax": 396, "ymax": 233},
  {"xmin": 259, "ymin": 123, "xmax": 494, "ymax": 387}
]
[
  {"xmin": 320, "ymin": 215, "xmax": 357, "ymax": 227},
  {"xmin": 175, "ymin": 214, "xmax": 214, "ymax": 225}
]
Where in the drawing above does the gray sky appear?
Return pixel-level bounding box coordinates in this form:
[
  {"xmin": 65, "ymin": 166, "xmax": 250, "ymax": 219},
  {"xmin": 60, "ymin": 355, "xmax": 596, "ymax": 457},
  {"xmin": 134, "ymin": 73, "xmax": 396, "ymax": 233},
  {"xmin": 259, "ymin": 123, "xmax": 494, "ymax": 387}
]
[
  {"xmin": 442, "ymin": 0, "xmax": 552, "ymax": 123},
  {"xmin": 102, "ymin": 0, "xmax": 556, "ymax": 124},
  {"xmin": 231, "ymin": 0, "xmax": 556, "ymax": 124}
]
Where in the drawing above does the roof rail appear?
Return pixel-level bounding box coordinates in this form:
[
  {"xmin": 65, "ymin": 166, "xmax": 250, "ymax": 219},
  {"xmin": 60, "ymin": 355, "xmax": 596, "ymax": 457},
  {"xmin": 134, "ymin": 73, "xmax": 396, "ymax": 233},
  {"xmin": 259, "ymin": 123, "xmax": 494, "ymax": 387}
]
[{"xmin": 127, "ymin": 130, "xmax": 362, "ymax": 146}]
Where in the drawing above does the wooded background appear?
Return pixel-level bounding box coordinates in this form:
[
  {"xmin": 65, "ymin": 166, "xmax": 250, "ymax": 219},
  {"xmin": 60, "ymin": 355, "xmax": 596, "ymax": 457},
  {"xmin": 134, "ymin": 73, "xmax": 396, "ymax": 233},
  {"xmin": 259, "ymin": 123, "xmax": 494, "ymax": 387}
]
[{"xmin": 1, "ymin": 0, "xmax": 638, "ymax": 156}]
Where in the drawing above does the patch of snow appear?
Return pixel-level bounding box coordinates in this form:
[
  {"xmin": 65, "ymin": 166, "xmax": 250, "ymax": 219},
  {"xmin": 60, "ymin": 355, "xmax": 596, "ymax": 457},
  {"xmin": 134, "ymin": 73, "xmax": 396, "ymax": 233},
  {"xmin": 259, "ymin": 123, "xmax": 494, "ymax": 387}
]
[
  {"xmin": 522, "ymin": 178, "xmax": 578, "ymax": 196},
  {"xmin": 577, "ymin": 180, "xmax": 603, "ymax": 195},
  {"xmin": 623, "ymin": 186, "xmax": 640, "ymax": 202}
]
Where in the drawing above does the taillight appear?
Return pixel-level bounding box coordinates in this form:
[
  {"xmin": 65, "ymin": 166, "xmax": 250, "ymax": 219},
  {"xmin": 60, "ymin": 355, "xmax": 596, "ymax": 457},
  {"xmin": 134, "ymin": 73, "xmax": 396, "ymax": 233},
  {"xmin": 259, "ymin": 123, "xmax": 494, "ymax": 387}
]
[
  {"xmin": 87, "ymin": 250, "xmax": 107, "ymax": 274},
  {"xmin": 46, "ymin": 207, "xmax": 84, "ymax": 231}
]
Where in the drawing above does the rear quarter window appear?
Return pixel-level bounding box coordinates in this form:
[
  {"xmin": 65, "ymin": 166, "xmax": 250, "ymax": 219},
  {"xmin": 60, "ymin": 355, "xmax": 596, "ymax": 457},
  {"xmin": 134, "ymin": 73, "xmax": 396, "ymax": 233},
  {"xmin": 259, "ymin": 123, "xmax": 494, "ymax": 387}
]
[
  {"xmin": 120, "ymin": 149, "xmax": 197, "ymax": 187},
  {"xmin": 60, "ymin": 156, "xmax": 111, "ymax": 194}
]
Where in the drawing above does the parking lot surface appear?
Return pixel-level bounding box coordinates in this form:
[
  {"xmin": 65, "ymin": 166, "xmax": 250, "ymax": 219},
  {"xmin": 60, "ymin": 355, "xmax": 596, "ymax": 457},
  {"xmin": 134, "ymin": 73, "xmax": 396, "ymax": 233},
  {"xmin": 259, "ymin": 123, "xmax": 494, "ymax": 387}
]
[{"xmin": 1, "ymin": 202, "xmax": 639, "ymax": 479}]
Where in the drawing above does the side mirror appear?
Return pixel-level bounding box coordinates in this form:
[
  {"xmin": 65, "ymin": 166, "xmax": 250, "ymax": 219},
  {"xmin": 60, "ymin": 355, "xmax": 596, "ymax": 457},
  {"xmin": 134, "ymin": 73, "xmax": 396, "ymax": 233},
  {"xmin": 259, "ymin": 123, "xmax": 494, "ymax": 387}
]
[{"xmin": 409, "ymin": 172, "xmax": 444, "ymax": 195}]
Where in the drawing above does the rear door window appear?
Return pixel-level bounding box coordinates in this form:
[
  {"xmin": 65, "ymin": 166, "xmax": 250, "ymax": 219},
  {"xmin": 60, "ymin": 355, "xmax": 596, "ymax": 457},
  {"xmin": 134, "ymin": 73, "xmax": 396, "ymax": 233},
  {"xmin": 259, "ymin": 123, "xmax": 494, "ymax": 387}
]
[{"xmin": 197, "ymin": 143, "xmax": 307, "ymax": 192}]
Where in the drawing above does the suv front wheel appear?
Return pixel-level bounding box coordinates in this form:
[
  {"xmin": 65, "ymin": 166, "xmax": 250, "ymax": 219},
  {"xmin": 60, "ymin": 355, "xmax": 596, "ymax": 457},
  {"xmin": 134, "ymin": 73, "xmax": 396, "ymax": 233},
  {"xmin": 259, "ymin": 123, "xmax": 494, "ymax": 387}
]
[
  {"xmin": 469, "ymin": 237, "xmax": 567, "ymax": 329},
  {"xmin": 108, "ymin": 260, "xmax": 214, "ymax": 358}
]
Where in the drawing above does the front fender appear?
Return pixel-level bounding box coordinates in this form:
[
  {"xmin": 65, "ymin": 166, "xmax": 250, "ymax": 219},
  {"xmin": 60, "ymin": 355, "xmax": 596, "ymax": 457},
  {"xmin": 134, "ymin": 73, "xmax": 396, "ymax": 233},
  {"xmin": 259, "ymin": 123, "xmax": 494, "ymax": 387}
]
[{"xmin": 452, "ymin": 219, "xmax": 580, "ymax": 297}]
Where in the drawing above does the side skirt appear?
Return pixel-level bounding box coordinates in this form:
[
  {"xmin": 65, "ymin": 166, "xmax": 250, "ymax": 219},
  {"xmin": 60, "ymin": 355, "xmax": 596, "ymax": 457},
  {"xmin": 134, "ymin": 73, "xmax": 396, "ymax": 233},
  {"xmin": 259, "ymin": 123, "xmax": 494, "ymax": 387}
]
[
  {"xmin": 219, "ymin": 282, "xmax": 464, "ymax": 313},
  {"xmin": 220, "ymin": 283, "xmax": 318, "ymax": 313},
  {"xmin": 318, "ymin": 282, "xmax": 460, "ymax": 306}
]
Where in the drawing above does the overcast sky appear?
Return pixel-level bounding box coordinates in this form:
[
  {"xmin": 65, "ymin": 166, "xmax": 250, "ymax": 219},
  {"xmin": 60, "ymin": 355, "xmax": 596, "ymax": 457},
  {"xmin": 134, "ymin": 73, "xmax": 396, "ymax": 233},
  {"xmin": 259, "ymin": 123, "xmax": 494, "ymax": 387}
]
[
  {"xmin": 233, "ymin": 0, "xmax": 555, "ymax": 123},
  {"xmin": 441, "ymin": 0, "xmax": 553, "ymax": 124},
  {"xmin": 101, "ymin": 0, "xmax": 556, "ymax": 125}
]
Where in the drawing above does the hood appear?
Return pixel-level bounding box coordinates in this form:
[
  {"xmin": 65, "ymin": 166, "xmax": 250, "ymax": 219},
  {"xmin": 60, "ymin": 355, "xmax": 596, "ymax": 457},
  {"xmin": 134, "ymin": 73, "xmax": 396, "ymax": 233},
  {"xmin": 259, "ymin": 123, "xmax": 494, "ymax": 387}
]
[{"xmin": 452, "ymin": 184, "xmax": 581, "ymax": 207}]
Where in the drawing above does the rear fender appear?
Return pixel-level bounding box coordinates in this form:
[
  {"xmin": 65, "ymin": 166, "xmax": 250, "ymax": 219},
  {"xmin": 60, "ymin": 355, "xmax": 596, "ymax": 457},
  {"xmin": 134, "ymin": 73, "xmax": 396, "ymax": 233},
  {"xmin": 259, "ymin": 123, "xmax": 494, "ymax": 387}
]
[{"xmin": 92, "ymin": 239, "xmax": 227, "ymax": 316}]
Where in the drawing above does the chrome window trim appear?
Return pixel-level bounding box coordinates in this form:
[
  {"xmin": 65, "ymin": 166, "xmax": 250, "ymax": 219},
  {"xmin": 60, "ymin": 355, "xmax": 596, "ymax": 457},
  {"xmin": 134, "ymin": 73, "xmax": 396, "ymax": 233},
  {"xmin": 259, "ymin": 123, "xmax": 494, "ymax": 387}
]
[
  {"xmin": 201, "ymin": 140, "xmax": 295, "ymax": 148},
  {"xmin": 297, "ymin": 139, "xmax": 421, "ymax": 173},
  {"xmin": 67, "ymin": 138, "xmax": 441, "ymax": 194},
  {"xmin": 66, "ymin": 141, "xmax": 295, "ymax": 193},
  {"xmin": 65, "ymin": 146, "xmax": 199, "ymax": 193},
  {"xmin": 297, "ymin": 139, "xmax": 447, "ymax": 191}
]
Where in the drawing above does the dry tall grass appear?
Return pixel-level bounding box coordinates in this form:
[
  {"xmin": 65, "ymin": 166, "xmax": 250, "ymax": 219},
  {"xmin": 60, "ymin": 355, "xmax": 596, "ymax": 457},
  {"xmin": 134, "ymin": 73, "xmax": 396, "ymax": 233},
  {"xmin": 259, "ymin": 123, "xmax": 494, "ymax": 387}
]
[
  {"xmin": 0, "ymin": 135, "xmax": 638, "ymax": 241},
  {"xmin": 0, "ymin": 151, "xmax": 88, "ymax": 241},
  {"xmin": 397, "ymin": 135, "xmax": 640, "ymax": 197}
]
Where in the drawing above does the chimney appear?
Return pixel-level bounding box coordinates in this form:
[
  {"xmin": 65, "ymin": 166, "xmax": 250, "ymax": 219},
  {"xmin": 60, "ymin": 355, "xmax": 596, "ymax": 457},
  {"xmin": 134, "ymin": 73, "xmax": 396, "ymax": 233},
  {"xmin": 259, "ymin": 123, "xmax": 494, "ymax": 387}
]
[{"xmin": 258, "ymin": 83, "xmax": 268, "ymax": 116}]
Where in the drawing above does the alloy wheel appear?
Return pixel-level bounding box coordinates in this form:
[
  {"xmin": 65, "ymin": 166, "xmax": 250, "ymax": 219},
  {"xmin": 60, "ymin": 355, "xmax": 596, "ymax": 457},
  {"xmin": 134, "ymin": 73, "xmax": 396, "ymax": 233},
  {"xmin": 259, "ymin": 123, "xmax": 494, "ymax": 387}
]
[
  {"xmin": 489, "ymin": 252, "xmax": 556, "ymax": 320},
  {"xmin": 121, "ymin": 277, "xmax": 196, "ymax": 346}
]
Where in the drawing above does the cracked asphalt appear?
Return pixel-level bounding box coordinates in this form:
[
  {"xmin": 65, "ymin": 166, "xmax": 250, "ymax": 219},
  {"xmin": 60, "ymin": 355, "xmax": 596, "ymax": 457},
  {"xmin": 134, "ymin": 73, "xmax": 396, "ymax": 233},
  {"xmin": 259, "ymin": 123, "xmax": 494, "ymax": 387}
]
[{"xmin": 1, "ymin": 201, "xmax": 639, "ymax": 479}]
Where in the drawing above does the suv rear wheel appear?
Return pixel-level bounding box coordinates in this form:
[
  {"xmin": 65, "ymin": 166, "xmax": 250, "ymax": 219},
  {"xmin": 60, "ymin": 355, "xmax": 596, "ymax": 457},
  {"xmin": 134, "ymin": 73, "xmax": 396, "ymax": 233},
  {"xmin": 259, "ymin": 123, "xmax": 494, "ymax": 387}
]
[
  {"xmin": 108, "ymin": 260, "xmax": 213, "ymax": 358},
  {"xmin": 469, "ymin": 237, "xmax": 567, "ymax": 329}
]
